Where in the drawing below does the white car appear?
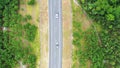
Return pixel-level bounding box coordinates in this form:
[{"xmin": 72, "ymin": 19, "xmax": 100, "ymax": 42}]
[
  {"xmin": 56, "ymin": 42, "xmax": 59, "ymax": 48},
  {"xmin": 55, "ymin": 13, "xmax": 59, "ymax": 19}
]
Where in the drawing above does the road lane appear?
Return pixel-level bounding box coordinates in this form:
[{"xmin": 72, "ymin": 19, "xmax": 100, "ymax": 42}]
[{"xmin": 48, "ymin": 0, "xmax": 62, "ymax": 68}]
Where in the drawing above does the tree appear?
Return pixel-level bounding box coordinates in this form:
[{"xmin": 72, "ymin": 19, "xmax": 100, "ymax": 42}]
[
  {"xmin": 27, "ymin": 0, "xmax": 36, "ymax": 5},
  {"xmin": 106, "ymin": 14, "xmax": 115, "ymax": 21}
]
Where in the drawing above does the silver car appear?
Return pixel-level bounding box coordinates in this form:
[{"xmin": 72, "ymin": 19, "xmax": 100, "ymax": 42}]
[{"xmin": 56, "ymin": 42, "xmax": 59, "ymax": 48}]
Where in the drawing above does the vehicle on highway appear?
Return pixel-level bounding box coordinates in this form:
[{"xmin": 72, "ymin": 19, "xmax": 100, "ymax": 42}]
[
  {"xmin": 55, "ymin": 13, "xmax": 59, "ymax": 19},
  {"xmin": 56, "ymin": 41, "xmax": 59, "ymax": 48}
]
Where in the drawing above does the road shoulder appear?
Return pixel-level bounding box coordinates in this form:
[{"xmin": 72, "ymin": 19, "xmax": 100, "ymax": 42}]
[
  {"xmin": 62, "ymin": 0, "xmax": 72, "ymax": 68},
  {"xmin": 39, "ymin": 0, "xmax": 49, "ymax": 68}
]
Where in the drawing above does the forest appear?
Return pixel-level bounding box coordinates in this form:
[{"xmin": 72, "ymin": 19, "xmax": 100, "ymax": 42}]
[
  {"xmin": 0, "ymin": 0, "xmax": 37, "ymax": 68},
  {"xmin": 73, "ymin": 0, "xmax": 120, "ymax": 68}
]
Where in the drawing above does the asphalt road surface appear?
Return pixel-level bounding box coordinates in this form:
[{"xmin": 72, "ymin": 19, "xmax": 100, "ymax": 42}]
[{"xmin": 48, "ymin": 0, "xmax": 62, "ymax": 68}]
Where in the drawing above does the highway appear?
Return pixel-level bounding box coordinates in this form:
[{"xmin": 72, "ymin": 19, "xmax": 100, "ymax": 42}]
[{"xmin": 48, "ymin": 0, "xmax": 63, "ymax": 68}]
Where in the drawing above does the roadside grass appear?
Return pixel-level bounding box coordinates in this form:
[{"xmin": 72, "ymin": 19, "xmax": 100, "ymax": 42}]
[
  {"xmin": 26, "ymin": 2, "xmax": 40, "ymax": 68},
  {"xmin": 19, "ymin": 0, "xmax": 40, "ymax": 67},
  {"xmin": 72, "ymin": 0, "xmax": 84, "ymax": 67},
  {"xmin": 25, "ymin": 0, "xmax": 40, "ymax": 59},
  {"xmin": 71, "ymin": 0, "xmax": 102, "ymax": 68}
]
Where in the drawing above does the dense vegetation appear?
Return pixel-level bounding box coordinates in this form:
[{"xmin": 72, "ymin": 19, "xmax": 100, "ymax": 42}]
[
  {"xmin": 72, "ymin": 0, "xmax": 120, "ymax": 68},
  {"xmin": 24, "ymin": 23, "xmax": 37, "ymax": 41},
  {"xmin": 0, "ymin": 0, "xmax": 37, "ymax": 68},
  {"xmin": 27, "ymin": 0, "xmax": 36, "ymax": 5}
]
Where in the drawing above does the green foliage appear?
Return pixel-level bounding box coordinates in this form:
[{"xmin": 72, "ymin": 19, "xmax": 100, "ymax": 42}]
[
  {"xmin": 25, "ymin": 54, "xmax": 36, "ymax": 68},
  {"xmin": 22, "ymin": 15, "xmax": 32, "ymax": 22},
  {"xmin": 27, "ymin": 0, "xmax": 36, "ymax": 5},
  {"xmin": 83, "ymin": 29, "xmax": 105, "ymax": 68},
  {"xmin": 106, "ymin": 14, "xmax": 115, "ymax": 21},
  {"xmin": 73, "ymin": 0, "xmax": 120, "ymax": 68},
  {"xmin": 26, "ymin": 15, "xmax": 32, "ymax": 20},
  {"xmin": 0, "ymin": 0, "xmax": 37, "ymax": 68},
  {"xmin": 24, "ymin": 23, "xmax": 37, "ymax": 41}
]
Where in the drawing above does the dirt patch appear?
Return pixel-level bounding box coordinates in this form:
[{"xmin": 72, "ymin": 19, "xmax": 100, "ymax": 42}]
[
  {"xmin": 62, "ymin": 0, "xmax": 72, "ymax": 68},
  {"xmin": 72, "ymin": 0, "xmax": 92, "ymax": 31},
  {"xmin": 81, "ymin": 13, "xmax": 92, "ymax": 31}
]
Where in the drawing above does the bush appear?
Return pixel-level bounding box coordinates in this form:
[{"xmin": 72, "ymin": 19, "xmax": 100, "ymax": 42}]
[
  {"xmin": 27, "ymin": 0, "xmax": 36, "ymax": 5},
  {"xmin": 24, "ymin": 23, "xmax": 37, "ymax": 41},
  {"xmin": 22, "ymin": 15, "xmax": 32, "ymax": 22}
]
